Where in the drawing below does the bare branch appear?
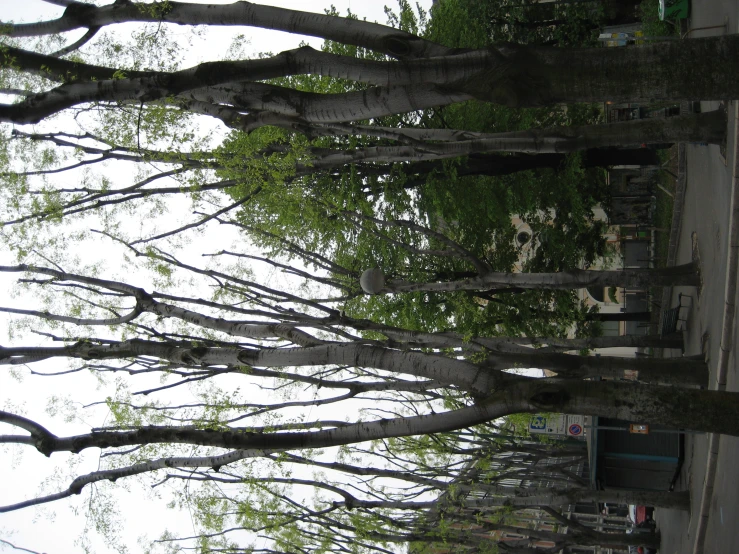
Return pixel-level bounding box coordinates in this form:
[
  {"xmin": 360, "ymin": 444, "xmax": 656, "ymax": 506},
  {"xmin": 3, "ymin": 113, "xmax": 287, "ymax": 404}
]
[
  {"xmin": 50, "ymin": 26, "xmax": 100, "ymax": 57},
  {"xmin": 0, "ymin": 448, "xmax": 263, "ymax": 513},
  {"xmin": 0, "ymin": 538, "xmax": 47, "ymax": 554},
  {"xmin": 0, "ymin": 304, "xmax": 143, "ymax": 327},
  {"xmin": 130, "ymin": 186, "xmax": 262, "ymax": 245},
  {"xmin": 0, "ymin": 411, "xmax": 57, "ymax": 455},
  {"xmin": 1, "ymin": 2, "xmax": 452, "ymax": 59},
  {"xmin": 41, "ymin": 0, "xmax": 76, "ymax": 6}
]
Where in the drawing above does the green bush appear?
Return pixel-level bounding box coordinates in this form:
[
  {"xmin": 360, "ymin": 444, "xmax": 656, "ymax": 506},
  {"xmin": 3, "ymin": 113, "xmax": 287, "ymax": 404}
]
[{"xmin": 639, "ymin": 0, "xmax": 679, "ymax": 38}]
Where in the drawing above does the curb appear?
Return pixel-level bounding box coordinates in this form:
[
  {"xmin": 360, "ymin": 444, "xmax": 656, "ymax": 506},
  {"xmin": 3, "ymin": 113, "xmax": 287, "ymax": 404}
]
[{"xmin": 691, "ymin": 100, "xmax": 739, "ymax": 554}]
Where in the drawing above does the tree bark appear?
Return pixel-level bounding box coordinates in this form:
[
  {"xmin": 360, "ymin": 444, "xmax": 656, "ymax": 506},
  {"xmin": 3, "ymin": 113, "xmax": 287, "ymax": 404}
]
[
  {"xmin": 461, "ymin": 486, "xmax": 689, "ymax": 511},
  {"xmin": 514, "ymin": 333, "xmax": 683, "ymax": 350},
  {"xmin": 4, "ymin": 376, "xmax": 739, "ymax": 518},
  {"xmin": 348, "ymin": 487, "xmax": 687, "ymax": 510},
  {"xmin": 1, "ymin": 36, "xmax": 735, "ymax": 130},
  {"xmin": 378, "ymin": 261, "xmax": 700, "ymax": 293},
  {"xmin": 0, "ymin": 1, "xmax": 451, "ymax": 59},
  {"xmin": 386, "ymin": 148, "xmax": 663, "ymax": 183},
  {"xmin": 490, "ymin": 351, "xmax": 707, "ymax": 386},
  {"xmin": 496, "ymin": 377, "xmax": 739, "ymax": 435},
  {"xmin": 6, "ymin": 376, "xmax": 739, "ymax": 462},
  {"xmin": 458, "ymin": 35, "xmax": 739, "ymax": 105}
]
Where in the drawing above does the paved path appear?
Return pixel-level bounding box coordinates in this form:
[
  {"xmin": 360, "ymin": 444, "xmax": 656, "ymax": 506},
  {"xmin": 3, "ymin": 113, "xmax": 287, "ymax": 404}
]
[{"xmin": 655, "ymin": 1, "xmax": 739, "ymax": 552}]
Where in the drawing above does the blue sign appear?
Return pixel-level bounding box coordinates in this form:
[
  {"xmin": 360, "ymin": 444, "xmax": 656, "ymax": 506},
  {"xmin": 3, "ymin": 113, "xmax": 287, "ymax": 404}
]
[{"xmin": 530, "ymin": 416, "xmax": 547, "ymax": 430}]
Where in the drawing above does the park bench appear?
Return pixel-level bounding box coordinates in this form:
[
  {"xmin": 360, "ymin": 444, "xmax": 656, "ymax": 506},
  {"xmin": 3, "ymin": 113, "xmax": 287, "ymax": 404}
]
[{"xmin": 661, "ymin": 293, "xmax": 691, "ymax": 336}]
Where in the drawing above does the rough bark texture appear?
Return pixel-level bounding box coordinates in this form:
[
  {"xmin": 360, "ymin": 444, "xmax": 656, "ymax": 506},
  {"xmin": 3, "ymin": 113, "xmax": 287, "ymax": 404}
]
[
  {"xmin": 9, "ymin": 377, "xmax": 739, "ymax": 463},
  {"xmin": 491, "ymin": 351, "xmax": 707, "ymax": 386},
  {"xmin": 488, "ymin": 110, "xmax": 725, "ymax": 152},
  {"xmin": 460, "ymin": 487, "xmax": 689, "ymax": 510},
  {"xmin": 368, "ymin": 148, "xmax": 661, "ymax": 184},
  {"xmin": 459, "ymin": 36, "xmax": 739, "ymax": 105},
  {"xmin": 1, "ymin": 1, "xmax": 452, "ymax": 59},
  {"xmin": 498, "ymin": 378, "xmax": 739, "ymax": 435},
  {"xmin": 384, "ymin": 261, "xmax": 700, "ymax": 293}
]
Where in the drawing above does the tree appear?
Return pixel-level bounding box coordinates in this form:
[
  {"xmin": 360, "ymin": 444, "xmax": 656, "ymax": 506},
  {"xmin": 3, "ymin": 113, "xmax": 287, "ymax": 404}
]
[
  {"xmin": 0, "ymin": 2, "xmax": 727, "ymax": 551},
  {"xmin": 2, "ymin": 1, "xmax": 726, "ymax": 292},
  {"xmin": 0, "ymin": 253, "xmax": 709, "ymax": 553},
  {"xmin": 3, "ymin": 3, "xmax": 738, "ymax": 117},
  {"xmin": 1, "ymin": 1, "xmax": 724, "ymax": 291}
]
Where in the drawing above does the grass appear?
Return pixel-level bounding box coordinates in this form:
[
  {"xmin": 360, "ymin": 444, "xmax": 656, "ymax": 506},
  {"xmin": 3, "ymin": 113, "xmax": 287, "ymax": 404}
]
[
  {"xmin": 653, "ymin": 145, "xmax": 679, "ymax": 269},
  {"xmin": 649, "ymin": 145, "xmax": 679, "ymax": 330}
]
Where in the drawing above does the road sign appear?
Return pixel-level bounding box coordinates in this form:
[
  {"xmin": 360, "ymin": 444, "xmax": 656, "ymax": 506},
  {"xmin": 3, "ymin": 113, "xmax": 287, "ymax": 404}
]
[
  {"xmin": 568, "ymin": 423, "xmax": 583, "ymax": 436},
  {"xmin": 529, "ymin": 415, "xmax": 587, "ymax": 438}
]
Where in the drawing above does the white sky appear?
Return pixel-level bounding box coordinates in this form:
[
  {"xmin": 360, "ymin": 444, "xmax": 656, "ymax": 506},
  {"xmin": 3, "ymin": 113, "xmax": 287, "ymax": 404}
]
[{"xmin": 0, "ymin": 1, "xmax": 434, "ymax": 553}]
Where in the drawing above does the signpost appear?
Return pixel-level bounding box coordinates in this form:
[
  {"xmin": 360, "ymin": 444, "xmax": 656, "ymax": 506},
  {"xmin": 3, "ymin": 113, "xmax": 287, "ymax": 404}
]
[{"xmin": 529, "ymin": 415, "xmax": 586, "ymax": 438}]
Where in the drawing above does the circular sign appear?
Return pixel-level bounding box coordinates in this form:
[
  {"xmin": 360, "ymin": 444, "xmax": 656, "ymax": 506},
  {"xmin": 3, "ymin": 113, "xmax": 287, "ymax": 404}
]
[{"xmin": 568, "ymin": 423, "xmax": 583, "ymax": 436}]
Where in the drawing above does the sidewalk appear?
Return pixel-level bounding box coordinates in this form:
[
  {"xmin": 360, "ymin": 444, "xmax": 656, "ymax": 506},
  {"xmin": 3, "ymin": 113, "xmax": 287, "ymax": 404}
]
[{"xmin": 654, "ymin": 4, "xmax": 739, "ymax": 551}]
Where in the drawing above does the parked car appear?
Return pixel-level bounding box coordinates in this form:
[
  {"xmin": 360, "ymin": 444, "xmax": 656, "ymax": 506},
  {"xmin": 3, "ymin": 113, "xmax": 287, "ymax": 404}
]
[
  {"xmin": 628, "ymin": 505, "xmax": 658, "ymax": 554},
  {"xmin": 628, "ymin": 539, "xmax": 658, "ymax": 554},
  {"xmin": 629, "ymin": 504, "xmax": 655, "ymax": 526}
]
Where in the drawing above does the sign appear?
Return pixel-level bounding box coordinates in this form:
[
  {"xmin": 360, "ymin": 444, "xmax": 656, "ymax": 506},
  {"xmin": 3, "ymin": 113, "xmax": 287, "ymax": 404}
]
[
  {"xmin": 566, "ymin": 415, "xmax": 585, "ymax": 437},
  {"xmin": 529, "ymin": 415, "xmax": 548, "ymax": 431},
  {"xmin": 529, "ymin": 414, "xmax": 566, "ymax": 436},
  {"xmin": 630, "ymin": 423, "xmax": 649, "ymax": 434},
  {"xmin": 529, "ymin": 415, "xmax": 586, "ymax": 438}
]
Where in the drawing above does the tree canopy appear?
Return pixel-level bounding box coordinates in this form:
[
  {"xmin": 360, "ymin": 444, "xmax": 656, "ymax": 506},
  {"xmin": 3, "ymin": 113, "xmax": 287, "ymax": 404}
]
[{"xmin": 0, "ymin": 1, "xmax": 729, "ymax": 552}]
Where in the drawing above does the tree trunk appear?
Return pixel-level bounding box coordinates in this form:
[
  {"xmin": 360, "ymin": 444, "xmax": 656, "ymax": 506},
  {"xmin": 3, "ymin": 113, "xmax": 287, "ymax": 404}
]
[
  {"xmin": 516, "ymin": 333, "xmax": 683, "ymax": 350},
  {"xmin": 459, "ymin": 36, "xmax": 739, "ymax": 105},
  {"xmin": 610, "ymin": 196, "xmax": 656, "ymax": 225},
  {"xmin": 491, "ymin": 351, "xmax": 707, "ymax": 386},
  {"xmin": 393, "ymin": 148, "xmax": 662, "ymax": 183},
  {"xmin": 3, "ymin": 38, "xmax": 737, "ymax": 127},
  {"xmin": 378, "ymin": 261, "xmax": 700, "ymax": 293},
  {"xmin": 310, "ymin": 112, "xmax": 724, "ymax": 165},
  {"xmin": 587, "ymin": 311, "xmax": 651, "ymax": 322},
  {"xmin": 492, "ymin": 523, "xmax": 659, "ymax": 550},
  {"xmin": 354, "ymin": 319, "xmax": 682, "ymax": 353},
  {"xmin": 497, "ymin": 377, "xmax": 739, "ymax": 435},
  {"xmin": 582, "ymin": 147, "xmax": 662, "ymax": 167},
  {"xmin": 460, "ymin": 486, "xmax": 689, "ymax": 510}
]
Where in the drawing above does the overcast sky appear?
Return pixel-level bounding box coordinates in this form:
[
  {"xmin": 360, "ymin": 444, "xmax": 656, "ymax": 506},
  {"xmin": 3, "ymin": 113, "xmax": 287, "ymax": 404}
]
[{"xmin": 0, "ymin": 1, "xmax": 434, "ymax": 553}]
